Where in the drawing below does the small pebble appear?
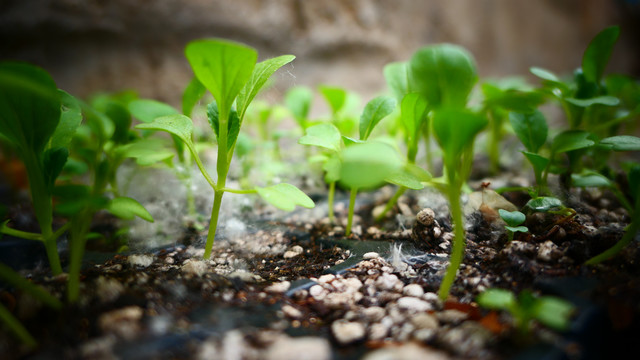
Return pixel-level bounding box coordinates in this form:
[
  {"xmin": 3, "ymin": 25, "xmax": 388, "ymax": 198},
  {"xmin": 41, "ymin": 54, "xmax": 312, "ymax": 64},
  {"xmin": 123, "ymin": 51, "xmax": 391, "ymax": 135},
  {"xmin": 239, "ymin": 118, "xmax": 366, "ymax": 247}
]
[
  {"xmin": 402, "ymin": 284, "xmax": 425, "ymax": 298},
  {"xmin": 362, "ymin": 252, "xmax": 380, "ymax": 260},
  {"xmin": 265, "ymin": 281, "xmax": 291, "ymax": 294},
  {"xmin": 283, "ymin": 245, "xmax": 304, "ymax": 259},
  {"xmin": 128, "ymin": 254, "xmax": 154, "ymax": 268},
  {"xmin": 182, "ymin": 259, "xmax": 208, "ymax": 277},
  {"xmin": 331, "ymin": 320, "xmax": 366, "ymax": 345},
  {"xmin": 396, "ymin": 297, "xmax": 433, "ymax": 312}
]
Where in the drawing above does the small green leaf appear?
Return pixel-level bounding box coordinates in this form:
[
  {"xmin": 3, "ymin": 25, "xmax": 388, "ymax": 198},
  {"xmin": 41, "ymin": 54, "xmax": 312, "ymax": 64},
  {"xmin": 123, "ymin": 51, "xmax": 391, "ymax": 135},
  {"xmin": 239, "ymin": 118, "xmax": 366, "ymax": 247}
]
[
  {"xmin": 524, "ymin": 197, "xmax": 564, "ymax": 213},
  {"xmin": 582, "ymin": 26, "xmax": 620, "ymax": 84},
  {"xmin": 339, "ymin": 142, "xmax": 402, "ymax": 190},
  {"xmin": 572, "ymin": 171, "xmax": 613, "ymax": 188},
  {"xmin": 236, "ymin": 55, "xmax": 295, "ymax": 121},
  {"xmin": 599, "ymin": 135, "xmax": 640, "ymax": 151},
  {"xmin": 505, "ymin": 225, "xmax": 529, "ymax": 233},
  {"xmin": 482, "ymin": 85, "xmax": 544, "ymax": 112},
  {"xmin": 182, "ymin": 77, "xmax": 207, "ymax": 117},
  {"xmin": 477, "ymin": 288, "xmax": 516, "ymax": 311},
  {"xmin": 185, "ymin": 39, "xmax": 257, "ymax": 118},
  {"xmin": 552, "ymin": 130, "xmax": 595, "ymax": 154},
  {"xmin": 509, "ymin": 110, "xmax": 548, "ymax": 153},
  {"xmin": 135, "ymin": 114, "xmax": 195, "ymax": 150},
  {"xmin": 50, "ymin": 90, "xmax": 82, "ymax": 149},
  {"xmin": 319, "ymin": 86, "xmax": 348, "ymax": 114},
  {"xmin": 405, "ymin": 163, "xmax": 432, "ymax": 182},
  {"xmin": 409, "ymin": 44, "xmax": 477, "ymax": 108},
  {"xmin": 285, "ymin": 86, "xmax": 313, "ymax": 125},
  {"xmin": 384, "ymin": 62, "xmax": 410, "ymax": 101},
  {"xmin": 120, "ymin": 138, "xmax": 175, "ymax": 166},
  {"xmin": 359, "ymin": 96, "xmax": 396, "ymax": 140},
  {"xmin": 43, "ymin": 148, "xmax": 68, "ymax": 192},
  {"xmin": 323, "ymin": 155, "xmax": 341, "ymax": 183},
  {"xmin": 298, "ymin": 123, "xmax": 341, "ymax": 152},
  {"xmin": 498, "ymin": 209, "xmax": 526, "ymax": 227},
  {"xmin": 107, "ymin": 197, "xmax": 154, "ymax": 222},
  {"xmin": 256, "ymin": 183, "xmax": 315, "ymax": 211},
  {"xmin": 401, "ymin": 93, "xmax": 429, "ymax": 142},
  {"xmin": 522, "ymin": 151, "xmax": 549, "ymax": 175},
  {"xmin": 385, "ymin": 169, "xmax": 425, "ymax": 190},
  {"xmin": 433, "ymin": 109, "xmax": 487, "ymax": 172},
  {"xmin": 128, "ymin": 99, "xmax": 179, "ymax": 123},
  {"xmin": 532, "ymin": 296, "xmax": 575, "ymax": 331},
  {"xmin": 565, "ymin": 96, "xmax": 620, "ymax": 107},
  {"xmin": 207, "ymin": 102, "xmax": 240, "ymax": 152},
  {"xmin": 94, "ymin": 99, "xmax": 131, "ymax": 144},
  {"xmin": 530, "ymin": 67, "xmax": 561, "ymax": 83}
]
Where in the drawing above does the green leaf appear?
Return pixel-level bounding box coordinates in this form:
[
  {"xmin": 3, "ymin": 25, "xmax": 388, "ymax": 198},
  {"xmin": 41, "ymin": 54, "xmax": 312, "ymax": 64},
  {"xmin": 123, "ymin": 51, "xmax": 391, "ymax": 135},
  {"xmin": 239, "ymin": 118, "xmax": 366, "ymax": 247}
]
[
  {"xmin": 323, "ymin": 155, "xmax": 341, "ymax": 183},
  {"xmin": 236, "ymin": 54, "xmax": 295, "ymax": 121},
  {"xmin": 135, "ymin": 114, "xmax": 195, "ymax": 151},
  {"xmin": 477, "ymin": 288, "xmax": 516, "ymax": 311},
  {"xmin": 522, "ymin": 151, "xmax": 550, "ymax": 176},
  {"xmin": 182, "ymin": 77, "xmax": 207, "ymax": 117},
  {"xmin": 298, "ymin": 123, "xmax": 341, "ymax": 152},
  {"xmin": 384, "ymin": 62, "xmax": 410, "ymax": 101},
  {"xmin": 401, "ymin": 93, "xmax": 429, "ymax": 144},
  {"xmin": 552, "ymin": 130, "xmax": 595, "ymax": 154},
  {"xmin": 128, "ymin": 99, "xmax": 179, "ymax": 123},
  {"xmin": 207, "ymin": 102, "xmax": 241, "ymax": 153},
  {"xmin": 285, "ymin": 86, "xmax": 313, "ymax": 125},
  {"xmin": 94, "ymin": 99, "xmax": 131, "ymax": 144},
  {"xmin": 339, "ymin": 142, "xmax": 403, "ymax": 190},
  {"xmin": 43, "ymin": 148, "xmax": 68, "ymax": 192},
  {"xmin": 409, "ymin": 44, "xmax": 477, "ymax": 108},
  {"xmin": 509, "ymin": 110, "xmax": 548, "ymax": 153},
  {"xmin": 498, "ymin": 209, "xmax": 526, "ymax": 227},
  {"xmin": 524, "ymin": 197, "xmax": 565, "ymax": 213},
  {"xmin": 256, "ymin": 183, "xmax": 315, "ymax": 211},
  {"xmin": 433, "ymin": 109, "xmax": 487, "ymax": 172},
  {"xmin": 359, "ymin": 96, "xmax": 396, "ymax": 140},
  {"xmin": 530, "ymin": 67, "xmax": 561, "ymax": 83},
  {"xmin": 50, "ymin": 90, "xmax": 82, "ymax": 149},
  {"xmin": 385, "ymin": 169, "xmax": 424, "ymax": 190},
  {"xmin": 599, "ymin": 135, "xmax": 640, "ymax": 151},
  {"xmin": 532, "ymin": 296, "xmax": 575, "ymax": 331},
  {"xmin": 0, "ymin": 61, "xmax": 61, "ymax": 154},
  {"xmin": 185, "ymin": 39, "xmax": 257, "ymax": 118},
  {"xmin": 572, "ymin": 171, "xmax": 613, "ymax": 188},
  {"xmin": 565, "ymin": 96, "xmax": 620, "ymax": 107},
  {"xmin": 319, "ymin": 86, "xmax": 348, "ymax": 114},
  {"xmin": 482, "ymin": 84, "xmax": 544, "ymax": 113},
  {"xmin": 107, "ymin": 197, "xmax": 154, "ymax": 222},
  {"xmin": 505, "ymin": 225, "xmax": 529, "ymax": 233},
  {"xmin": 582, "ymin": 26, "xmax": 620, "ymax": 84},
  {"xmin": 120, "ymin": 138, "xmax": 175, "ymax": 166}
]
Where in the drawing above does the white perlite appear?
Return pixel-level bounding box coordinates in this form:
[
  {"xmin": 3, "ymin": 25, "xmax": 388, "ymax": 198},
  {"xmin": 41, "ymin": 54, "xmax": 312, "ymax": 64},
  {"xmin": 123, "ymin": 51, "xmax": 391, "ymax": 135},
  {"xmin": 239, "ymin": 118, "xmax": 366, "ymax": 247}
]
[
  {"xmin": 331, "ymin": 320, "xmax": 366, "ymax": 345},
  {"xmin": 265, "ymin": 281, "xmax": 291, "ymax": 294},
  {"xmin": 396, "ymin": 297, "xmax": 433, "ymax": 312},
  {"xmin": 402, "ymin": 284, "xmax": 425, "ymax": 298},
  {"xmin": 127, "ymin": 254, "xmax": 154, "ymax": 268},
  {"xmin": 362, "ymin": 252, "xmax": 380, "ymax": 260},
  {"xmin": 181, "ymin": 259, "xmax": 208, "ymax": 277},
  {"xmin": 265, "ymin": 336, "xmax": 331, "ymax": 360},
  {"xmin": 283, "ymin": 245, "xmax": 304, "ymax": 259}
]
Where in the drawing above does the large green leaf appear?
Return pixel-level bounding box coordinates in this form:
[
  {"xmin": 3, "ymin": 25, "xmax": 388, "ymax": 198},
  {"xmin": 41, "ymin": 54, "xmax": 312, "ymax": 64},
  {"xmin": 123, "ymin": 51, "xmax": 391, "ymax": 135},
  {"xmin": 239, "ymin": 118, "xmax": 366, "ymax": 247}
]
[
  {"xmin": 50, "ymin": 90, "xmax": 82, "ymax": 149},
  {"xmin": 400, "ymin": 93, "xmax": 429, "ymax": 146},
  {"xmin": 385, "ymin": 167, "xmax": 425, "ymax": 190},
  {"xmin": 482, "ymin": 84, "xmax": 544, "ymax": 112},
  {"xmin": 565, "ymin": 96, "xmax": 620, "ymax": 108},
  {"xmin": 319, "ymin": 86, "xmax": 348, "ymax": 114},
  {"xmin": 359, "ymin": 96, "xmax": 396, "ymax": 140},
  {"xmin": 384, "ymin": 62, "xmax": 410, "ymax": 101},
  {"xmin": 339, "ymin": 141, "xmax": 402, "ymax": 190},
  {"xmin": 599, "ymin": 135, "xmax": 640, "ymax": 151},
  {"xmin": 409, "ymin": 44, "xmax": 477, "ymax": 108},
  {"xmin": 0, "ymin": 62, "xmax": 61, "ymax": 154},
  {"xmin": 509, "ymin": 110, "xmax": 548, "ymax": 153},
  {"xmin": 185, "ymin": 39, "xmax": 257, "ymax": 117},
  {"xmin": 256, "ymin": 183, "xmax": 315, "ymax": 211},
  {"xmin": 552, "ymin": 130, "xmax": 595, "ymax": 154},
  {"xmin": 107, "ymin": 196, "xmax": 154, "ymax": 222},
  {"xmin": 182, "ymin": 77, "xmax": 207, "ymax": 117},
  {"xmin": 236, "ymin": 55, "xmax": 295, "ymax": 120},
  {"xmin": 135, "ymin": 114, "xmax": 195, "ymax": 151},
  {"xmin": 582, "ymin": 26, "xmax": 620, "ymax": 84},
  {"xmin": 298, "ymin": 123, "xmax": 341, "ymax": 152},
  {"xmin": 433, "ymin": 109, "xmax": 487, "ymax": 170},
  {"xmin": 128, "ymin": 99, "xmax": 179, "ymax": 123},
  {"xmin": 572, "ymin": 171, "xmax": 613, "ymax": 188},
  {"xmin": 285, "ymin": 86, "xmax": 313, "ymax": 125},
  {"xmin": 207, "ymin": 102, "xmax": 240, "ymax": 152}
]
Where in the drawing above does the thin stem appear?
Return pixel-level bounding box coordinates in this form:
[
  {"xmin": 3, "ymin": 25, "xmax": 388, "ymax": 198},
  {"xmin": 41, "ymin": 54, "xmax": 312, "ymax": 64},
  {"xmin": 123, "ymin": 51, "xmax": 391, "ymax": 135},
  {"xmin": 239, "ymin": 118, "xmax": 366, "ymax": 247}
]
[
  {"xmin": 438, "ymin": 184, "xmax": 465, "ymax": 301},
  {"xmin": 345, "ymin": 188, "xmax": 358, "ymax": 237},
  {"xmin": 0, "ymin": 225, "xmax": 44, "ymax": 241},
  {"xmin": 220, "ymin": 187, "xmax": 257, "ymax": 195},
  {"xmin": 67, "ymin": 209, "xmax": 92, "ymax": 303},
  {"xmin": 375, "ymin": 186, "xmax": 407, "ymax": 222},
  {"xmin": 0, "ymin": 303, "xmax": 36, "ymax": 348},
  {"xmin": 189, "ymin": 143, "xmax": 217, "ymax": 189},
  {"xmin": 204, "ymin": 190, "xmax": 224, "ymax": 259},
  {"xmin": 328, "ymin": 181, "xmax": 336, "ymax": 223}
]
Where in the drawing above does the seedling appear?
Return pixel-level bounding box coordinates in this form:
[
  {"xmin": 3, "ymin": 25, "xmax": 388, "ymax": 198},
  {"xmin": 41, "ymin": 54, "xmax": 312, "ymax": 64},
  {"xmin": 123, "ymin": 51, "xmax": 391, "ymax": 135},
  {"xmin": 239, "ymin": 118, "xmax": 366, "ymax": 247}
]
[
  {"xmin": 137, "ymin": 39, "xmax": 314, "ymax": 259},
  {"xmin": 498, "ymin": 209, "xmax": 528, "ymax": 241},
  {"xmin": 319, "ymin": 85, "xmax": 360, "ymax": 136},
  {"xmin": 477, "ymin": 288, "xmax": 575, "ymax": 336},
  {"xmin": 285, "ymin": 86, "xmax": 314, "ymax": 131}
]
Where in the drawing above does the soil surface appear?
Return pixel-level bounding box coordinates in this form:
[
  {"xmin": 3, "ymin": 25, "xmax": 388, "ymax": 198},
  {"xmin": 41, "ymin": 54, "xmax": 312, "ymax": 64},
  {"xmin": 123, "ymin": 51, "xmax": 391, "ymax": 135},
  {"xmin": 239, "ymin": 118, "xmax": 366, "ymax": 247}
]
[{"xmin": 1, "ymin": 183, "xmax": 639, "ymax": 360}]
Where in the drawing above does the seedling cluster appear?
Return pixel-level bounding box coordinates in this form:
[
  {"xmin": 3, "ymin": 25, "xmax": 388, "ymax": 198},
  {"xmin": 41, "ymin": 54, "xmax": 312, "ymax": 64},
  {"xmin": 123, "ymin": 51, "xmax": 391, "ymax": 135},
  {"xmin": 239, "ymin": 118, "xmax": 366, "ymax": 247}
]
[{"xmin": 0, "ymin": 26, "xmax": 638, "ymax": 346}]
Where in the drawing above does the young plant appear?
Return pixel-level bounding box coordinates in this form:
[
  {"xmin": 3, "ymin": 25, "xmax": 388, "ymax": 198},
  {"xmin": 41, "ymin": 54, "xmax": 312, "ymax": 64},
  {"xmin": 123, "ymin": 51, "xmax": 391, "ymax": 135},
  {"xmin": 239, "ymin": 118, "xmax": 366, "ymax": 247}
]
[
  {"xmin": 477, "ymin": 288, "xmax": 575, "ymax": 336},
  {"xmin": 137, "ymin": 39, "xmax": 314, "ymax": 259},
  {"xmin": 285, "ymin": 86, "xmax": 314, "ymax": 131},
  {"xmin": 319, "ymin": 85, "xmax": 360, "ymax": 137},
  {"xmin": 498, "ymin": 209, "xmax": 528, "ymax": 241}
]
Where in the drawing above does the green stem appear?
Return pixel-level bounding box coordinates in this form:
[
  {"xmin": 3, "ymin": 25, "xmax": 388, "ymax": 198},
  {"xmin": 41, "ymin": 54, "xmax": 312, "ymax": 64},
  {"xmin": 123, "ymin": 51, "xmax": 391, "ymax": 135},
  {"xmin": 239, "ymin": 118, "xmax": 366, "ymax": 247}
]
[
  {"xmin": 0, "ymin": 303, "xmax": 36, "ymax": 348},
  {"xmin": 488, "ymin": 111, "xmax": 502, "ymax": 174},
  {"xmin": 204, "ymin": 190, "xmax": 224, "ymax": 259},
  {"xmin": 375, "ymin": 186, "xmax": 407, "ymax": 222},
  {"xmin": 328, "ymin": 181, "xmax": 336, "ymax": 224},
  {"xmin": 438, "ymin": 184, "xmax": 465, "ymax": 301},
  {"xmin": 0, "ymin": 225, "xmax": 44, "ymax": 241},
  {"xmin": 221, "ymin": 187, "xmax": 257, "ymax": 195},
  {"xmin": 67, "ymin": 209, "xmax": 92, "ymax": 303},
  {"xmin": 345, "ymin": 188, "xmax": 358, "ymax": 237}
]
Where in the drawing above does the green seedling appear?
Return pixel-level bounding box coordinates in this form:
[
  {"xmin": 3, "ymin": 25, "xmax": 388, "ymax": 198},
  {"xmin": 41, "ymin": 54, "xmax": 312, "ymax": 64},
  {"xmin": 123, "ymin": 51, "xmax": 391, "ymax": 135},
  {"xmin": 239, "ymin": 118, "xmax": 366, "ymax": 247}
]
[
  {"xmin": 477, "ymin": 288, "xmax": 575, "ymax": 336},
  {"xmin": 137, "ymin": 39, "xmax": 314, "ymax": 259},
  {"xmin": 285, "ymin": 86, "xmax": 314, "ymax": 131},
  {"xmin": 498, "ymin": 209, "xmax": 528, "ymax": 241},
  {"xmin": 319, "ymin": 85, "xmax": 360, "ymax": 136}
]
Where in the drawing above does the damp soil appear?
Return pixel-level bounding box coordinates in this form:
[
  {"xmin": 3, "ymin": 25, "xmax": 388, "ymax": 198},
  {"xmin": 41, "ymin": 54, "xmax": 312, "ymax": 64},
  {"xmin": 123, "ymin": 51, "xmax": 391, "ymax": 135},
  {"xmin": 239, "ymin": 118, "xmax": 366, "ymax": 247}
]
[{"xmin": 1, "ymin": 185, "xmax": 639, "ymax": 360}]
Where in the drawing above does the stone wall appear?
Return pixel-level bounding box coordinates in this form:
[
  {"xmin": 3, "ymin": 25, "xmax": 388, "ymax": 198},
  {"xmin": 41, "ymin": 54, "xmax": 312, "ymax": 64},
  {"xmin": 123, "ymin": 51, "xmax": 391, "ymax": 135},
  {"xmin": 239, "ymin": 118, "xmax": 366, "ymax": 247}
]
[{"xmin": 1, "ymin": 0, "xmax": 637, "ymax": 106}]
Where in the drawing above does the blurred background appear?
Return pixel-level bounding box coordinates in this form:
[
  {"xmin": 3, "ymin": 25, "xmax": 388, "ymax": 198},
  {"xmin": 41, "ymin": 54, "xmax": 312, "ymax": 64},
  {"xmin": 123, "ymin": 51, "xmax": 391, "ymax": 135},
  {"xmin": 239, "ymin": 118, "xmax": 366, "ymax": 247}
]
[{"xmin": 1, "ymin": 0, "xmax": 639, "ymax": 107}]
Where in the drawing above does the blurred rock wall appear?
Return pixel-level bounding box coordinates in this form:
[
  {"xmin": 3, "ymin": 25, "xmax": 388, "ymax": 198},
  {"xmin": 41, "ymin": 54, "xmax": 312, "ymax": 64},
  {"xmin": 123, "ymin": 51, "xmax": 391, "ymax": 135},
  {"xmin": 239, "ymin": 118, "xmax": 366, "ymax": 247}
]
[{"xmin": 1, "ymin": 0, "xmax": 638, "ymax": 106}]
